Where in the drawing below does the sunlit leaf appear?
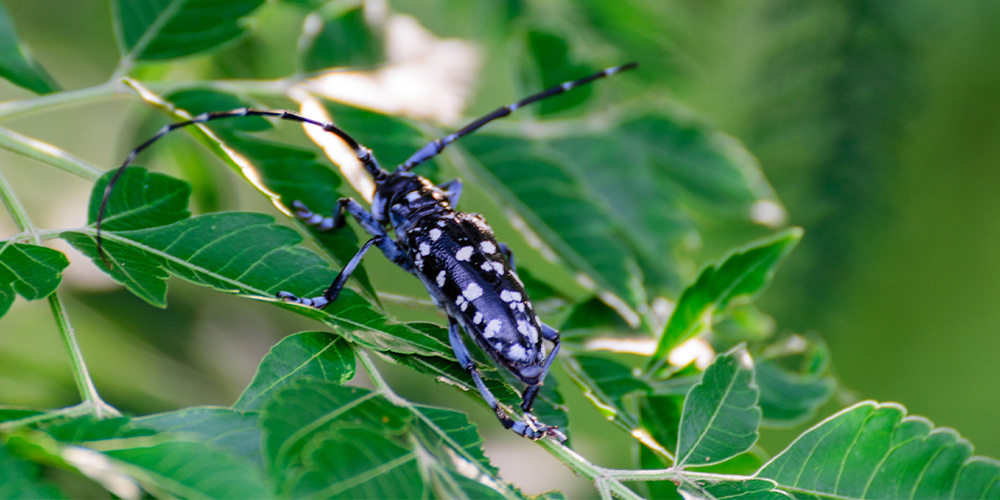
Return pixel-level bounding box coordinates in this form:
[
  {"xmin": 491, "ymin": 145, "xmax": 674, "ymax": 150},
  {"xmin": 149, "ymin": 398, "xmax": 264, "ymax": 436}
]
[
  {"xmin": 234, "ymin": 331, "xmax": 356, "ymax": 411},
  {"xmin": 135, "ymin": 407, "xmax": 262, "ymax": 466},
  {"xmin": 283, "ymin": 427, "xmax": 424, "ymax": 498},
  {"xmin": 649, "ymin": 228, "xmax": 802, "ymax": 373},
  {"xmin": 165, "ymin": 89, "xmax": 377, "ymax": 298},
  {"xmin": 676, "ymin": 346, "xmax": 761, "ymax": 468},
  {"xmin": 106, "ymin": 442, "xmax": 270, "ymax": 498},
  {"xmin": 0, "ymin": 3, "xmax": 59, "ymax": 94},
  {"xmin": 0, "ymin": 241, "xmax": 69, "ymax": 318},
  {"xmin": 298, "ymin": 0, "xmax": 383, "ymax": 72},
  {"xmin": 112, "ymin": 0, "xmax": 266, "ymax": 61},
  {"xmin": 757, "ymin": 401, "xmax": 1000, "ymax": 499}
]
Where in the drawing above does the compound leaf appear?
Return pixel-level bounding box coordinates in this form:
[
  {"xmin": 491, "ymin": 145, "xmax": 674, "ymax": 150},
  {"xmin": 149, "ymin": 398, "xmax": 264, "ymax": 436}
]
[
  {"xmin": 0, "ymin": 241, "xmax": 69, "ymax": 318},
  {"xmin": 283, "ymin": 427, "xmax": 423, "ymax": 499},
  {"xmin": 757, "ymin": 401, "xmax": 1000, "ymax": 499},
  {"xmin": 756, "ymin": 334, "xmax": 837, "ymax": 428},
  {"xmin": 234, "ymin": 331, "xmax": 356, "ymax": 411},
  {"xmin": 87, "ymin": 167, "xmax": 190, "ymax": 231},
  {"xmin": 261, "ymin": 379, "xmax": 410, "ymax": 478},
  {"xmin": 0, "ymin": 444, "xmax": 65, "ymax": 499},
  {"xmin": 135, "ymin": 407, "xmax": 262, "ymax": 466},
  {"xmin": 459, "ymin": 107, "xmax": 783, "ymax": 325},
  {"xmin": 113, "ymin": 0, "xmax": 266, "ymax": 61},
  {"xmin": 649, "ymin": 228, "xmax": 802, "ymax": 372},
  {"xmin": 106, "ymin": 442, "xmax": 270, "ymax": 498},
  {"xmin": 679, "ymin": 478, "xmax": 788, "ymax": 499},
  {"xmin": 0, "ymin": 3, "xmax": 59, "ymax": 94},
  {"xmin": 676, "ymin": 346, "xmax": 761, "ymax": 468}
]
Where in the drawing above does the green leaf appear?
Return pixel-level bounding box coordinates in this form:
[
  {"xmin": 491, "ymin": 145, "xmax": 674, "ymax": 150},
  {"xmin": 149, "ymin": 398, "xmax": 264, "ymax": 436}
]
[
  {"xmin": 756, "ymin": 401, "xmax": 1000, "ymax": 499},
  {"xmin": 0, "ymin": 3, "xmax": 59, "ymax": 94},
  {"xmin": 45, "ymin": 416, "xmax": 153, "ymax": 442},
  {"xmin": 298, "ymin": 0, "xmax": 383, "ymax": 72},
  {"xmin": 756, "ymin": 334, "xmax": 836, "ymax": 428},
  {"xmin": 165, "ymin": 89, "xmax": 378, "ymax": 298},
  {"xmin": 0, "ymin": 444, "xmax": 64, "ymax": 499},
  {"xmin": 459, "ymin": 108, "xmax": 783, "ymax": 324},
  {"xmin": 135, "ymin": 407, "xmax": 262, "ymax": 467},
  {"xmin": 649, "ymin": 228, "xmax": 802, "ymax": 372},
  {"xmin": 234, "ymin": 331, "xmax": 355, "ymax": 411},
  {"xmin": 520, "ymin": 30, "xmax": 595, "ymax": 116},
  {"xmin": 563, "ymin": 355, "xmax": 675, "ymax": 458},
  {"xmin": 66, "ymin": 180, "xmax": 453, "ymax": 361},
  {"xmin": 106, "ymin": 442, "xmax": 271, "ymax": 498},
  {"xmin": 0, "ymin": 241, "xmax": 69, "ymax": 317},
  {"xmin": 261, "ymin": 379, "xmax": 410, "ymax": 477},
  {"xmin": 87, "ymin": 166, "xmax": 190, "ymax": 230},
  {"xmin": 283, "ymin": 427, "xmax": 424, "ymax": 498},
  {"xmin": 113, "ymin": 0, "xmax": 266, "ymax": 61},
  {"xmin": 679, "ymin": 478, "xmax": 788, "ymax": 499},
  {"xmin": 676, "ymin": 346, "xmax": 761, "ymax": 468}
]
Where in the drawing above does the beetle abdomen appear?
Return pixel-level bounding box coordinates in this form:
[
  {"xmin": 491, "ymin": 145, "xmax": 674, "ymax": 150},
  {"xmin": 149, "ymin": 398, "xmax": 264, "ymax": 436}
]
[{"xmin": 406, "ymin": 213, "xmax": 544, "ymax": 377}]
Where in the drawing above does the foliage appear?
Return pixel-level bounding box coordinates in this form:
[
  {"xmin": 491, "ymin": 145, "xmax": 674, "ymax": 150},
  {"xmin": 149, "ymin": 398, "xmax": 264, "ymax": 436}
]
[{"xmin": 0, "ymin": 0, "xmax": 997, "ymax": 498}]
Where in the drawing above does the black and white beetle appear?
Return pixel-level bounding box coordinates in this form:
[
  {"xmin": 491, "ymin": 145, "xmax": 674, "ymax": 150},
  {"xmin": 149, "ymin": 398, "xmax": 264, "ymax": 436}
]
[{"xmin": 98, "ymin": 62, "xmax": 638, "ymax": 441}]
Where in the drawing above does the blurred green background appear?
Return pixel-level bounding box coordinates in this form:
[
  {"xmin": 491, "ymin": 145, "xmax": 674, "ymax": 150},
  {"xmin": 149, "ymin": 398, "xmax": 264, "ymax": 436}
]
[{"xmin": 1, "ymin": 0, "xmax": 999, "ymax": 492}]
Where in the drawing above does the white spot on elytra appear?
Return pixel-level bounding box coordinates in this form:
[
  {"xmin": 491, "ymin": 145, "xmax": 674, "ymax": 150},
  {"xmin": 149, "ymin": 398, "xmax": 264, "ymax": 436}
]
[
  {"xmin": 473, "ymin": 311, "xmax": 483, "ymax": 324},
  {"xmin": 481, "ymin": 262, "xmax": 493, "ymax": 272},
  {"xmin": 438, "ymin": 220, "xmax": 446, "ymax": 227},
  {"xmin": 414, "ymin": 254, "xmax": 423, "ymax": 269},
  {"xmin": 436, "ymin": 270, "xmax": 446, "ymax": 287},
  {"xmin": 500, "ymin": 290, "xmax": 521, "ymax": 302},
  {"xmin": 455, "ymin": 295, "xmax": 468, "ymax": 311},
  {"xmin": 480, "ymin": 241, "xmax": 496, "ymax": 253},
  {"xmin": 484, "ymin": 319, "xmax": 501, "ymax": 338},
  {"xmin": 406, "ymin": 190, "xmax": 422, "ymax": 202},
  {"xmin": 463, "ymin": 283, "xmax": 483, "ymax": 300},
  {"xmin": 491, "ymin": 262, "xmax": 504, "ymax": 274},
  {"xmin": 508, "ymin": 344, "xmax": 527, "ymax": 360},
  {"xmin": 429, "ymin": 228, "xmax": 442, "ymax": 240},
  {"xmin": 419, "ymin": 242, "xmax": 431, "ymax": 255},
  {"xmin": 455, "ymin": 246, "xmax": 473, "ymax": 261}
]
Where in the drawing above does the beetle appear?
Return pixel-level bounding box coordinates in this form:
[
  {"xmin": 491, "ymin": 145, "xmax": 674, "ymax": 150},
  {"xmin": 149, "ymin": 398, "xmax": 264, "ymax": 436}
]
[{"xmin": 97, "ymin": 62, "xmax": 638, "ymax": 441}]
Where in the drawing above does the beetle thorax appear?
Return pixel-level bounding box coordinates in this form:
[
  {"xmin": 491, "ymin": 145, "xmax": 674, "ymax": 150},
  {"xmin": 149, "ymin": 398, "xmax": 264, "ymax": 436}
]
[{"xmin": 373, "ymin": 171, "xmax": 453, "ymax": 238}]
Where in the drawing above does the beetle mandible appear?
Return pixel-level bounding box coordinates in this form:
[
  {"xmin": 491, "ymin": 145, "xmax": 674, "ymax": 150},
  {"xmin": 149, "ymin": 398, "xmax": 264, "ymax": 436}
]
[{"xmin": 98, "ymin": 62, "xmax": 638, "ymax": 441}]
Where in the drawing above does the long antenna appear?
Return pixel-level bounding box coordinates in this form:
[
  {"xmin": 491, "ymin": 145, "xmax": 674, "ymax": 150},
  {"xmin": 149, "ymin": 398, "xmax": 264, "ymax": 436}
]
[
  {"xmin": 398, "ymin": 62, "xmax": 638, "ymax": 171},
  {"xmin": 95, "ymin": 108, "xmax": 388, "ymax": 260}
]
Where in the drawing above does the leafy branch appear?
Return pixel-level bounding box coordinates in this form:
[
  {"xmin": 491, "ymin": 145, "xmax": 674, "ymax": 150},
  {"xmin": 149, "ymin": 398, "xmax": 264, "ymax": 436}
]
[{"xmin": 1, "ymin": 0, "xmax": 998, "ymax": 498}]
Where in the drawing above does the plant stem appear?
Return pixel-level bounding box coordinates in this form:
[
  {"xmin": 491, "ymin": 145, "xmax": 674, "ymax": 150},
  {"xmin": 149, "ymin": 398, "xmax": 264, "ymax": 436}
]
[
  {"xmin": 0, "ymin": 169, "xmax": 34, "ymax": 238},
  {"xmin": 0, "ymin": 169, "xmax": 118, "ymax": 418},
  {"xmin": 0, "ymin": 82, "xmax": 118, "ymax": 121},
  {"xmin": 0, "ymin": 126, "xmax": 103, "ymax": 181},
  {"xmin": 0, "ymin": 78, "xmax": 294, "ymax": 122},
  {"xmin": 47, "ymin": 292, "xmax": 119, "ymax": 418},
  {"xmin": 357, "ymin": 349, "xmax": 647, "ymax": 499}
]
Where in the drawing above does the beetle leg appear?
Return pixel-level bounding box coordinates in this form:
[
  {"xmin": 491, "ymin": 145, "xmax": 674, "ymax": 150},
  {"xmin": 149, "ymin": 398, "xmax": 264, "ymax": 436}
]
[
  {"xmin": 291, "ymin": 197, "xmax": 411, "ymax": 271},
  {"xmin": 278, "ymin": 236, "xmax": 382, "ymax": 308},
  {"xmin": 446, "ymin": 317, "xmax": 561, "ymax": 441},
  {"xmin": 520, "ymin": 322, "xmax": 561, "ymax": 413},
  {"xmin": 498, "ymin": 242, "xmax": 515, "ymax": 271},
  {"xmin": 437, "ymin": 178, "xmax": 463, "ymax": 207}
]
